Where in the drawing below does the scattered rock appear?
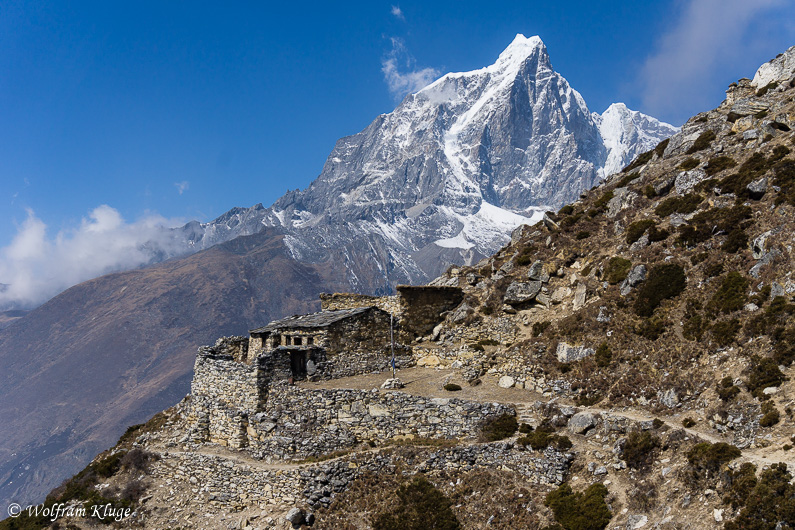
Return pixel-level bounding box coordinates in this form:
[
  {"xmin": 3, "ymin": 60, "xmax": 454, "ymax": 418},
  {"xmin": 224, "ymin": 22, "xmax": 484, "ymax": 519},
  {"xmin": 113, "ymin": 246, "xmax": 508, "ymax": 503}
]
[
  {"xmin": 658, "ymin": 389, "xmax": 679, "ymax": 408},
  {"xmin": 743, "ymin": 129, "xmax": 759, "ymax": 140},
  {"xmin": 573, "ymin": 283, "xmax": 587, "ymax": 310},
  {"xmin": 750, "ymin": 249, "xmax": 781, "ymax": 278},
  {"xmin": 770, "ymin": 282, "xmax": 786, "ymax": 300},
  {"xmin": 620, "ymin": 264, "xmax": 647, "ymax": 296},
  {"xmin": 713, "ymin": 508, "xmax": 724, "ymax": 523},
  {"xmin": 597, "ymin": 306, "xmax": 611, "ymax": 323},
  {"xmin": 627, "ymin": 514, "xmax": 648, "ymax": 529},
  {"xmin": 417, "ymin": 355, "xmax": 441, "ymax": 367},
  {"xmin": 629, "ymin": 233, "xmax": 649, "ymax": 252},
  {"xmin": 285, "ymin": 507, "xmax": 305, "ymax": 527},
  {"xmin": 762, "ymin": 386, "xmax": 779, "ymax": 395},
  {"xmin": 675, "ymin": 169, "xmax": 707, "ymax": 195},
  {"xmin": 528, "ymin": 260, "xmax": 550, "ymax": 282},
  {"xmin": 653, "ymin": 176, "xmax": 675, "ymax": 196},
  {"xmin": 504, "ymin": 281, "xmax": 542, "ymax": 305},
  {"xmin": 381, "ymin": 378, "xmax": 405, "ymax": 390},
  {"xmin": 551, "ymin": 287, "xmax": 572, "ymax": 304},
  {"xmin": 498, "ymin": 376, "xmax": 515, "ymax": 389},
  {"xmin": 747, "ymin": 177, "xmax": 768, "ymax": 200}
]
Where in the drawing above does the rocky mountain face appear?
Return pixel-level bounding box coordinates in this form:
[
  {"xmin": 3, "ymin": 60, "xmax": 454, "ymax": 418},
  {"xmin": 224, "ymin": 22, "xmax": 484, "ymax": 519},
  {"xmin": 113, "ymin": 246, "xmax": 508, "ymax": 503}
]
[
  {"xmin": 0, "ymin": 35, "xmax": 676, "ymax": 510},
  {"xmin": 17, "ymin": 45, "xmax": 795, "ymax": 530},
  {"xmin": 175, "ymin": 35, "xmax": 676, "ymax": 288}
]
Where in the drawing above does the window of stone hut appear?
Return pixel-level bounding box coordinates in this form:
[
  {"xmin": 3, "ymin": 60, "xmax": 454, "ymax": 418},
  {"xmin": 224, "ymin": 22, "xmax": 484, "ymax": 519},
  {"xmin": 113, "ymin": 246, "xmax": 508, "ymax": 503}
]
[
  {"xmin": 294, "ymin": 336, "xmax": 302, "ymax": 346},
  {"xmin": 307, "ymin": 336, "xmax": 314, "ymax": 345}
]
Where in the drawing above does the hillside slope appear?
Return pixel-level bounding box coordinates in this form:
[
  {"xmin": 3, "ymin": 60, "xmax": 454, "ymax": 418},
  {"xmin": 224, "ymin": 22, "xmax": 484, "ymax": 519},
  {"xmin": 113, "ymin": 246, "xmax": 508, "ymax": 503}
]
[{"xmin": 8, "ymin": 46, "xmax": 795, "ymax": 530}]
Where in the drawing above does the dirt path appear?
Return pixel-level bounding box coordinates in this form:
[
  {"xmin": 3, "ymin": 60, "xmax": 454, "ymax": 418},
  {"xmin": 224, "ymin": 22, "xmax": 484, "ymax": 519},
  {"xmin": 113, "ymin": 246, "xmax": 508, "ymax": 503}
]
[{"xmin": 300, "ymin": 366, "xmax": 794, "ymax": 469}]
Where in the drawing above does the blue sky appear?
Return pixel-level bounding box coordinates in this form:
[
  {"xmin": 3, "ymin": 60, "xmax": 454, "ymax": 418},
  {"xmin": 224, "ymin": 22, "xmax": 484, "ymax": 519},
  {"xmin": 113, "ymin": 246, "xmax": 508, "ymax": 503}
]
[{"xmin": 1, "ymin": 0, "xmax": 794, "ymax": 307}]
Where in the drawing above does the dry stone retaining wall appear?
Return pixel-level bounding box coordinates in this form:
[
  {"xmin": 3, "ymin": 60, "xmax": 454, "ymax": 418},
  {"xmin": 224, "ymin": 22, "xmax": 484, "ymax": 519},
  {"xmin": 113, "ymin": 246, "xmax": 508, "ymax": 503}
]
[
  {"xmin": 246, "ymin": 384, "xmax": 514, "ymax": 460},
  {"xmin": 151, "ymin": 442, "xmax": 572, "ymax": 512}
]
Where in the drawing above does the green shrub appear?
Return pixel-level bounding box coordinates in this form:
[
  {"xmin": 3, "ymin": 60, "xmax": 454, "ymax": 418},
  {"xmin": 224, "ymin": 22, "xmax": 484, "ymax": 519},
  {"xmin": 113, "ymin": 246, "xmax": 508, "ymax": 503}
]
[
  {"xmin": 634, "ymin": 263, "xmax": 687, "ymax": 317},
  {"xmin": 687, "ymin": 442, "xmax": 741, "ymax": 480},
  {"xmin": 635, "ymin": 315, "xmax": 668, "ymax": 340},
  {"xmin": 654, "ymin": 138, "xmax": 670, "ymax": 158},
  {"xmin": 652, "ymin": 418, "xmax": 665, "ymax": 429},
  {"xmin": 686, "ymin": 130, "xmax": 716, "ymax": 154},
  {"xmin": 643, "ymin": 184, "xmax": 656, "ymax": 199},
  {"xmin": 373, "ymin": 475, "xmax": 460, "ymax": 530},
  {"xmin": 723, "ymin": 462, "xmax": 758, "ymax": 509},
  {"xmin": 516, "ymin": 249, "xmax": 535, "ymax": 266},
  {"xmin": 654, "ymin": 194, "xmax": 703, "ymax": 217},
  {"xmin": 480, "ymin": 413, "xmax": 518, "ymax": 442},
  {"xmin": 678, "ymin": 157, "xmax": 699, "ymax": 170},
  {"xmin": 704, "ymin": 156, "xmax": 737, "ymax": 176},
  {"xmin": 595, "ymin": 343, "xmax": 612, "ymax": 367},
  {"xmin": 626, "ymin": 219, "xmax": 655, "ymax": 244},
  {"xmin": 622, "ymin": 431, "xmax": 661, "ymax": 469},
  {"xmin": 624, "ymin": 149, "xmax": 654, "ymax": 172},
  {"xmin": 592, "ymin": 190, "xmax": 614, "ymax": 212},
  {"xmin": 615, "ymin": 172, "xmax": 640, "ymax": 188},
  {"xmin": 544, "ymin": 483, "xmax": 612, "ymax": 530},
  {"xmin": 559, "ymin": 204, "xmax": 575, "ymax": 216},
  {"xmin": 519, "ymin": 423, "xmax": 534, "ymax": 434},
  {"xmin": 759, "ymin": 401, "xmax": 780, "ymax": 427},
  {"xmin": 708, "ymin": 272, "xmax": 748, "ymax": 314},
  {"xmin": 773, "ymin": 158, "xmax": 795, "ymax": 207},
  {"xmin": 647, "ymin": 226, "xmax": 669, "ymax": 242},
  {"xmin": 703, "ymin": 261, "xmax": 724, "ymax": 278},
  {"xmin": 533, "ymin": 320, "xmax": 551, "ymax": 337},
  {"xmin": 717, "ymin": 377, "xmax": 740, "ymax": 401},
  {"xmin": 746, "ymin": 356, "xmax": 787, "ymax": 398},
  {"xmin": 719, "ymin": 152, "xmax": 776, "ymax": 198},
  {"xmin": 683, "ymin": 313, "xmax": 704, "ymax": 341},
  {"xmin": 517, "ymin": 426, "xmax": 572, "ymax": 451},
  {"xmin": 604, "ymin": 257, "xmax": 632, "ymax": 284},
  {"xmin": 724, "ymin": 464, "xmax": 795, "ymax": 530},
  {"xmin": 682, "ymin": 417, "xmax": 696, "ymax": 428},
  {"xmin": 443, "ymin": 383, "xmax": 462, "ymax": 392},
  {"xmin": 690, "ymin": 252, "xmax": 708, "ymax": 265},
  {"xmin": 575, "ymin": 230, "xmax": 591, "ymax": 240},
  {"xmin": 711, "ymin": 319, "xmax": 741, "ymax": 346},
  {"xmin": 676, "ymin": 205, "xmax": 752, "ymax": 249}
]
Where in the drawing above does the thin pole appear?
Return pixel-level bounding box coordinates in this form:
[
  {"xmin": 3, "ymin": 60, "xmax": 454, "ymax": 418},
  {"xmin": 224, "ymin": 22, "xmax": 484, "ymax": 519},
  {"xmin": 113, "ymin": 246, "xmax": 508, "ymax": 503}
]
[{"xmin": 390, "ymin": 313, "xmax": 396, "ymax": 378}]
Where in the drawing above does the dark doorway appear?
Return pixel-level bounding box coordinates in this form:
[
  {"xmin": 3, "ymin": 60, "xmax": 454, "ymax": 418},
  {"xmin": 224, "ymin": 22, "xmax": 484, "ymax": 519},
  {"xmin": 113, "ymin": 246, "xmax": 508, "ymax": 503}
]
[{"xmin": 290, "ymin": 351, "xmax": 307, "ymax": 379}]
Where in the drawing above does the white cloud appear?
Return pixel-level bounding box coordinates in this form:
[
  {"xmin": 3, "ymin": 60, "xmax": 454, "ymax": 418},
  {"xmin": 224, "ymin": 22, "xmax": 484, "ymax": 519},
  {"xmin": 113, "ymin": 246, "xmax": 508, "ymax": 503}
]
[
  {"xmin": 639, "ymin": 0, "xmax": 789, "ymax": 123},
  {"xmin": 382, "ymin": 37, "xmax": 440, "ymax": 100},
  {"xmin": 390, "ymin": 5, "xmax": 404, "ymax": 21},
  {"xmin": 0, "ymin": 206, "xmax": 186, "ymax": 309},
  {"xmin": 175, "ymin": 180, "xmax": 189, "ymax": 195}
]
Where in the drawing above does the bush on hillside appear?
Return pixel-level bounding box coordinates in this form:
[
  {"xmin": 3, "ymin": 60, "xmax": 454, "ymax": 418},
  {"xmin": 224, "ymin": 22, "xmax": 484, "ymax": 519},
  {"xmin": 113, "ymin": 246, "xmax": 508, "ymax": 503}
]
[
  {"xmin": 544, "ymin": 483, "xmax": 612, "ymax": 530},
  {"xmin": 634, "ymin": 263, "xmax": 687, "ymax": 317},
  {"xmin": 604, "ymin": 257, "xmax": 632, "ymax": 284},
  {"xmin": 373, "ymin": 475, "xmax": 460, "ymax": 530}
]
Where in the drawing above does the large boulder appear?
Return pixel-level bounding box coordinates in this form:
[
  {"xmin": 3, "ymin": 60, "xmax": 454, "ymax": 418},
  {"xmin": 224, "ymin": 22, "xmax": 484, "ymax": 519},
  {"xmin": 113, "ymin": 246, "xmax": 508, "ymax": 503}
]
[
  {"xmin": 752, "ymin": 45, "xmax": 795, "ymax": 87},
  {"xmin": 504, "ymin": 281, "xmax": 542, "ymax": 305},
  {"xmin": 556, "ymin": 342, "xmax": 595, "ymax": 363},
  {"xmin": 528, "ymin": 260, "xmax": 550, "ymax": 282},
  {"xmin": 568, "ymin": 412, "xmax": 597, "ymax": 434},
  {"xmin": 620, "ymin": 264, "xmax": 647, "ymax": 295}
]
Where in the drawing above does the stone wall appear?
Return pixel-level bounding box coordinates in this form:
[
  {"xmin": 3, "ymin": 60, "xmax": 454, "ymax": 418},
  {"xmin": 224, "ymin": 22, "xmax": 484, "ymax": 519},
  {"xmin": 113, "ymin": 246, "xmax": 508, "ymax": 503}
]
[
  {"xmin": 396, "ymin": 285, "xmax": 464, "ymax": 340},
  {"xmin": 319, "ymin": 293, "xmax": 400, "ymax": 315},
  {"xmin": 151, "ymin": 442, "xmax": 572, "ymax": 513},
  {"xmin": 324, "ymin": 308, "xmax": 394, "ymax": 356},
  {"xmin": 245, "ymin": 385, "xmax": 514, "ymax": 461}
]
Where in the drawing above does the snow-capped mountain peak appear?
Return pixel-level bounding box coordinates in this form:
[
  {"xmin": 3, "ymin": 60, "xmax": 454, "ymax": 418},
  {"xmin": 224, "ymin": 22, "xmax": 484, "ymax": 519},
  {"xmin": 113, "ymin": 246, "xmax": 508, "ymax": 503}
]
[
  {"xmin": 176, "ymin": 35, "xmax": 678, "ymax": 291},
  {"xmin": 595, "ymin": 103, "xmax": 679, "ymax": 178}
]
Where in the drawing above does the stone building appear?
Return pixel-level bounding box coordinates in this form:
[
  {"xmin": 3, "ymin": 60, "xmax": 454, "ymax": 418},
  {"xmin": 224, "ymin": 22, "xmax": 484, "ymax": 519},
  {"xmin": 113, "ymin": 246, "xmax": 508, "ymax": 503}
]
[{"xmin": 187, "ymin": 286, "xmax": 466, "ymax": 449}]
